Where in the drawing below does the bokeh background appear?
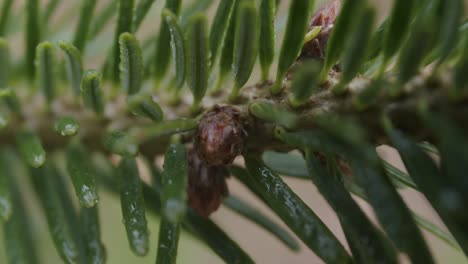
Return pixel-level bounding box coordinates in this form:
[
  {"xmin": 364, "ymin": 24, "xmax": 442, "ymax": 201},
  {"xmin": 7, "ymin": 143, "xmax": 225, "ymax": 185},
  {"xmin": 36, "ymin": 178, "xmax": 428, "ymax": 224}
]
[{"xmin": 1, "ymin": 0, "xmax": 468, "ymax": 263}]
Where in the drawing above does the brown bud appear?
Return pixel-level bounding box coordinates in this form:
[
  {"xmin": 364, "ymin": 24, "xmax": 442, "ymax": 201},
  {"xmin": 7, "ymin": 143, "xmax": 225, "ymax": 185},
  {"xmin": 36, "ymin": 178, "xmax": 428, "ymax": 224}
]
[
  {"xmin": 196, "ymin": 105, "xmax": 246, "ymax": 166},
  {"xmin": 187, "ymin": 148, "xmax": 229, "ymax": 217},
  {"xmin": 299, "ymin": 0, "xmax": 341, "ymax": 61}
]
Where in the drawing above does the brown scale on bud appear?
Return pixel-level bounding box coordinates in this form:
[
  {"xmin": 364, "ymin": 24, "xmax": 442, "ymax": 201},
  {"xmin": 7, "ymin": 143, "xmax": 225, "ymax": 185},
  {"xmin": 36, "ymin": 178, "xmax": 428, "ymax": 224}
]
[
  {"xmin": 187, "ymin": 148, "xmax": 229, "ymax": 217},
  {"xmin": 195, "ymin": 105, "xmax": 246, "ymax": 166},
  {"xmin": 299, "ymin": 0, "xmax": 341, "ymax": 61}
]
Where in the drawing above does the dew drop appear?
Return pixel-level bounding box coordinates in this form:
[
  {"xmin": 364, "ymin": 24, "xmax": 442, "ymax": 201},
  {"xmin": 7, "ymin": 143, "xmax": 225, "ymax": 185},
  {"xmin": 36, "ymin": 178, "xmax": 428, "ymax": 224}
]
[{"xmin": 32, "ymin": 154, "xmax": 46, "ymax": 167}]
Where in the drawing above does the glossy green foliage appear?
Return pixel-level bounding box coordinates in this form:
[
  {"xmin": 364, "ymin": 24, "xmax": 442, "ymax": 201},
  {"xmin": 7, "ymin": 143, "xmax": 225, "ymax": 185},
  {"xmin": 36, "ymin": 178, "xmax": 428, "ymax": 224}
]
[
  {"xmin": 119, "ymin": 33, "xmax": 143, "ymax": 95},
  {"xmin": 35, "ymin": 42, "xmax": 57, "ymax": 105},
  {"xmin": 43, "ymin": 0, "xmax": 61, "ymax": 23},
  {"xmin": 422, "ymin": 113, "xmax": 468, "ymax": 185},
  {"xmin": 264, "ymin": 149, "xmax": 419, "ymax": 192},
  {"xmin": 186, "ymin": 15, "xmax": 209, "ymax": 108},
  {"xmin": 26, "ymin": 0, "xmax": 41, "ymax": 79},
  {"xmin": 153, "ymin": 0, "xmax": 182, "ymax": 85},
  {"xmin": 163, "ymin": 9, "xmax": 186, "ymax": 89},
  {"xmin": 59, "ymin": 41, "xmax": 83, "ymax": 95},
  {"xmin": 272, "ymin": 0, "xmax": 313, "ymax": 94},
  {"xmin": 209, "ymin": 0, "xmax": 236, "ymax": 67},
  {"xmin": 0, "ymin": 0, "xmax": 13, "ymax": 35},
  {"xmin": 0, "ymin": 112, "xmax": 9, "ymax": 131},
  {"xmin": 335, "ymin": 7, "xmax": 375, "ymax": 93},
  {"xmin": 454, "ymin": 37, "xmax": 468, "ymax": 96},
  {"xmin": 80, "ymin": 206, "xmax": 106, "ymax": 264},
  {"xmin": 275, "ymin": 127, "xmax": 435, "ymax": 263},
  {"xmin": 262, "ymin": 151, "xmax": 309, "ymax": 179},
  {"xmin": 224, "ymin": 196, "xmax": 299, "ymax": 251},
  {"xmin": 81, "ymin": 69, "xmax": 104, "ymax": 116},
  {"xmin": 249, "ymin": 101, "xmax": 297, "ymax": 129},
  {"xmin": 156, "ymin": 220, "xmax": 180, "ymax": 264},
  {"xmin": 381, "ymin": 0, "xmax": 415, "ymax": 70},
  {"xmin": 366, "ymin": 19, "xmax": 388, "ymax": 64},
  {"xmin": 155, "ymin": 144, "xmax": 188, "ymax": 264},
  {"xmin": 90, "ymin": 1, "xmax": 118, "ymax": 39},
  {"xmin": 0, "ymin": 38, "xmax": 9, "ymax": 88},
  {"xmin": 103, "ymin": 131, "xmax": 138, "ymax": 157},
  {"xmin": 420, "ymin": 113, "xmax": 468, "ymax": 216},
  {"xmin": 213, "ymin": 0, "xmax": 239, "ymax": 93},
  {"xmin": 126, "ymin": 93, "xmax": 164, "ymax": 122},
  {"xmin": 305, "ymin": 152, "xmax": 397, "ymax": 263},
  {"xmin": 230, "ymin": 1, "xmax": 259, "ymax": 100},
  {"xmin": 258, "ymin": 0, "xmax": 275, "ymax": 81},
  {"xmin": 238, "ymin": 158, "xmax": 351, "ymax": 263},
  {"xmin": 397, "ymin": 14, "xmax": 435, "ymax": 85},
  {"xmin": 30, "ymin": 163, "xmax": 80, "ymax": 264},
  {"xmin": 54, "ymin": 116, "xmax": 80, "ymax": 137},
  {"xmin": 289, "ymin": 61, "xmax": 321, "ymax": 107},
  {"xmin": 350, "ymin": 157, "xmax": 433, "ymax": 261},
  {"xmin": 182, "ymin": 209, "xmax": 254, "ymax": 263},
  {"xmin": 436, "ymin": 0, "xmax": 464, "ymax": 65},
  {"xmin": 319, "ymin": 120, "xmax": 434, "ymax": 263},
  {"xmin": 116, "ymin": 157, "xmax": 255, "ymax": 264},
  {"xmin": 322, "ymin": 0, "xmax": 365, "ymax": 80},
  {"xmin": 179, "ymin": 0, "xmax": 214, "ymax": 29},
  {"xmin": 274, "ymin": 128, "xmax": 346, "ymax": 154},
  {"xmin": 0, "ymin": 113, "xmax": 8, "ymax": 130},
  {"xmin": 161, "ymin": 144, "xmax": 188, "ymax": 223},
  {"xmin": 0, "ymin": 150, "xmax": 12, "ymax": 221},
  {"xmin": 73, "ymin": 0, "xmax": 97, "ymax": 52},
  {"xmin": 345, "ymin": 173, "xmax": 458, "ymax": 251},
  {"xmin": 2, "ymin": 151, "xmax": 38, "ymax": 264},
  {"xmin": 419, "ymin": 141, "xmax": 440, "ymax": 155},
  {"xmin": 383, "ymin": 159, "xmax": 417, "ymax": 190},
  {"xmin": 133, "ymin": 0, "xmax": 157, "ymax": 32},
  {"xmin": 118, "ymin": 157, "xmax": 149, "ymax": 256},
  {"xmin": 386, "ymin": 126, "xmax": 468, "ymax": 254},
  {"xmin": 112, "ymin": 0, "xmax": 135, "ymax": 82},
  {"xmin": 352, "ymin": 79, "xmax": 385, "ymax": 110},
  {"xmin": 412, "ymin": 213, "xmax": 462, "ymax": 252},
  {"xmin": 0, "ymin": 87, "xmax": 21, "ymax": 114},
  {"xmin": 16, "ymin": 129, "xmax": 46, "ymax": 168},
  {"xmin": 140, "ymin": 118, "xmax": 197, "ymax": 145},
  {"xmin": 345, "ymin": 168, "xmax": 456, "ymax": 249},
  {"xmin": 66, "ymin": 141, "xmax": 99, "ymax": 207}
]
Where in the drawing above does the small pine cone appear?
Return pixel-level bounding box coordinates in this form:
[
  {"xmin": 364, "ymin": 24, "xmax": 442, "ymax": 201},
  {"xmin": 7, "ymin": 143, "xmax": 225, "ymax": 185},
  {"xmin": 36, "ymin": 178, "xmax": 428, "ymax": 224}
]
[
  {"xmin": 195, "ymin": 105, "xmax": 246, "ymax": 166},
  {"xmin": 299, "ymin": 0, "xmax": 341, "ymax": 61},
  {"xmin": 187, "ymin": 148, "xmax": 229, "ymax": 217}
]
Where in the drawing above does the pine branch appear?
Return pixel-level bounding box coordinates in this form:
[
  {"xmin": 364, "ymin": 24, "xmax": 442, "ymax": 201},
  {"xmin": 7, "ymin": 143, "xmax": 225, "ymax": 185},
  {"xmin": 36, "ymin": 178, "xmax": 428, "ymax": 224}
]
[{"xmin": 1, "ymin": 0, "xmax": 467, "ymax": 263}]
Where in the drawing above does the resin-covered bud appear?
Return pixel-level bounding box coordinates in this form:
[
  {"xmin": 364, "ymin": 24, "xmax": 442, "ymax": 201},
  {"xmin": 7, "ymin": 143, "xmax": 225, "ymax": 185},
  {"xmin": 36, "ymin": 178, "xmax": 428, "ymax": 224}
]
[
  {"xmin": 195, "ymin": 105, "xmax": 246, "ymax": 166},
  {"xmin": 299, "ymin": 0, "xmax": 341, "ymax": 60},
  {"xmin": 187, "ymin": 149, "xmax": 229, "ymax": 217}
]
